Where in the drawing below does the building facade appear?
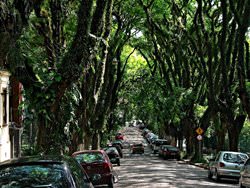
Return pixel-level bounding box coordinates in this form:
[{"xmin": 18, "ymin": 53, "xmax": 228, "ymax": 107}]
[{"xmin": 0, "ymin": 70, "xmax": 11, "ymax": 162}]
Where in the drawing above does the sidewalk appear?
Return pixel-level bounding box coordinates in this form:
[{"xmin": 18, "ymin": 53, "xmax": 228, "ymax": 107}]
[{"xmin": 180, "ymin": 159, "xmax": 209, "ymax": 169}]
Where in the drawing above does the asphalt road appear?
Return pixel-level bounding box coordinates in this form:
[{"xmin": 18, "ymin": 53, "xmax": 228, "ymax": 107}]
[{"xmin": 111, "ymin": 126, "xmax": 239, "ymax": 188}]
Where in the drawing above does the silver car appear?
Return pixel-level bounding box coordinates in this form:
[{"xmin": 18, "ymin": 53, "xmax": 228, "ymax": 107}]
[
  {"xmin": 239, "ymin": 158, "xmax": 250, "ymax": 188},
  {"xmin": 208, "ymin": 151, "xmax": 249, "ymax": 181}
]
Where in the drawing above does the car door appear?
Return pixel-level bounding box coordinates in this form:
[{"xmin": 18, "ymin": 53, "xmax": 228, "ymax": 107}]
[{"xmin": 222, "ymin": 153, "xmax": 245, "ymax": 173}]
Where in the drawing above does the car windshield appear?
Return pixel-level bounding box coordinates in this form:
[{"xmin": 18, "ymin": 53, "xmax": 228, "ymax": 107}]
[
  {"xmin": 104, "ymin": 147, "xmax": 118, "ymax": 154},
  {"xmin": 223, "ymin": 153, "xmax": 248, "ymax": 163},
  {"xmin": 166, "ymin": 146, "xmax": 179, "ymax": 151},
  {"xmin": 74, "ymin": 153, "xmax": 104, "ymax": 164},
  {"xmin": 0, "ymin": 164, "xmax": 68, "ymax": 187},
  {"xmin": 155, "ymin": 140, "xmax": 169, "ymax": 146}
]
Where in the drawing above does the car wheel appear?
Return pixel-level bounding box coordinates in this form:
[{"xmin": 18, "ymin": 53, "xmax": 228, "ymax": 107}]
[
  {"xmin": 239, "ymin": 176, "xmax": 246, "ymax": 188},
  {"xmin": 117, "ymin": 160, "xmax": 120, "ymax": 166},
  {"xmin": 207, "ymin": 169, "xmax": 213, "ymax": 179},
  {"xmin": 214, "ymin": 169, "xmax": 220, "ymax": 181},
  {"xmin": 239, "ymin": 183, "xmax": 246, "ymax": 188}
]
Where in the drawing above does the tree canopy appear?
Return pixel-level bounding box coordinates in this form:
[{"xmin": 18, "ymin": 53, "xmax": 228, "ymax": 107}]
[{"xmin": 0, "ymin": 0, "xmax": 249, "ymax": 158}]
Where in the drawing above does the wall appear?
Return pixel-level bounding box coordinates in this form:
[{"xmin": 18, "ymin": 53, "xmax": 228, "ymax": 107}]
[{"xmin": 0, "ymin": 70, "xmax": 11, "ymax": 162}]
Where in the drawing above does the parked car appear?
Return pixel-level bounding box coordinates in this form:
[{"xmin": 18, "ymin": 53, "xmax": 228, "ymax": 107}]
[
  {"xmin": 239, "ymin": 158, "xmax": 250, "ymax": 188},
  {"xmin": 111, "ymin": 140, "xmax": 124, "ymax": 149},
  {"xmin": 72, "ymin": 150, "xmax": 115, "ymax": 187},
  {"xmin": 158, "ymin": 145, "xmax": 180, "ymax": 160},
  {"xmin": 145, "ymin": 132, "xmax": 158, "ymax": 144},
  {"xmin": 138, "ymin": 123, "xmax": 146, "ymax": 130},
  {"xmin": 115, "ymin": 133, "xmax": 124, "ymax": 140},
  {"xmin": 103, "ymin": 146, "xmax": 121, "ymax": 166},
  {"xmin": 141, "ymin": 128, "xmax": 150, "ymax": 137},
  {"xmin": 110, "ymin": 144, "xmax": 123, "ymax": 158},
  {"xmin": 151, "ymin": 139, "xmax": 170, "ymax": 154},
  {"xmin": 150, "ymin": 136, "xmax": 159, "ymax": 145},
  {"xmin": 131, "ymin": 143, "xmax": 144, "ymax": 154},
  {"xmin": 207, "ymin": 151, "xmax": 249, "ymax": 181},
  {"xmin": 0, "ymin": 155, "xmax": 94, "ymax": 188}
]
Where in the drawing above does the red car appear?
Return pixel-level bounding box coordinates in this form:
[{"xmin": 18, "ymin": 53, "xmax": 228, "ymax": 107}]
[
  {"xmin": 115, "ymin": 133, "xmax": 124, "ymax": 140},
  {"xmin": 72, "ymin": 150, "xmax": 115, "ymax": 187}
]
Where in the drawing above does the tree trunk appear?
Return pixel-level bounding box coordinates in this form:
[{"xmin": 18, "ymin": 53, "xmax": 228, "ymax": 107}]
[
  {"xmin": 227, "ymin": 115, "xmax": 246, "ymax": 151},
  {"xmin": 182, "ymin": 118, "xmax": 194, "ymax": 157},
  {"xmin": 192, "ymin": 139, "xmax": 203, "ymax": 162},
  {"xmin": 216, "ymin": 129, "xmax": 226, "ymax": 152},
  {"xmin": 69, "ymin": 131, "xmax": 79, "ymax": 154},
  {"xmin": 92, "ymin": 131, "xmax": 100, "ymax": 150},
  {"xmin": 83, "ymin": 131, "xmax": 92, "ymax": 150},
  {"xmin": 36, "ymin": 114, "xmax": 47, "ymax": 152},
  {"xmin": 228, "ymin": 128, "xmax": 239, "ymax": 151}
]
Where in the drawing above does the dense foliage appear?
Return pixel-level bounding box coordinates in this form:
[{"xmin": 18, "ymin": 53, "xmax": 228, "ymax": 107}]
[{"xmin": 0, "ymin": 0, "xmax": 249, "ymax": 158}]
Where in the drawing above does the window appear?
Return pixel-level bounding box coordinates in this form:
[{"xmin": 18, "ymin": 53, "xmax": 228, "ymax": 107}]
[
  {"xmin": 2, "ymin": 88, "xmax": 7, "ymax": 126},
  {"xmin": 0, "ymin": 164, "xmax": 69, "ymax": 187},
  {"xmin": 68, "ymin": 158, "xmax": 91, "ymax": 188}
]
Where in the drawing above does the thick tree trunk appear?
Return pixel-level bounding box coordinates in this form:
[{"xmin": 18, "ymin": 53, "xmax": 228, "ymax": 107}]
[
  {"xmin": 227, "ymin": 115, "xmax": 246, "ymax": 151},
  {"xmin": 84, "ymin": 132, "xmax": 92, "ymax": 150},
  {"xmin": 69, "ymin": 132, "xmax": 79, "ymax": 154},
  {"xmin": 36, "ymin": 115, "xmax": 47, "ymax": 152},
  {"xmin": 192, "ymin": 139, "xmax": 203, "ymax": 162},
  {"xmin": 92, "ymin": 131, "xmax": 100, "ymax": 150},
  {"xmin": 216, "ymin": 129, "xmax": 226, "ymax": 152},
  {"xmin": 181, "ymin": 118, "xmax": 194, "ymax": 157},
  {"xmin": 228, "ymin": 128, "xmax": 239, "ymax": 152}
]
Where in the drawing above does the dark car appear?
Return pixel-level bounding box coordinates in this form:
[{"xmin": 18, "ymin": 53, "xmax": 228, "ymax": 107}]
[
  {"xmin": 110, "ymin": 144, "xmax": 123, "ymax": 158},
  {"xmin": 131, "ymin": 143, "xmax": 144, "ymax": 154},
  {"xmin": 141, "ymin": 128, "xmax": 150, "ymax": 137},
  {"xmin": 111, "ymin": 140, "xmax": 124, "ymax": 149},
  {"xmin": 158, "ymin": 145, "xmax": 180, "ymax": 160},
  {"xmin": 151, "ymin": 139, "xmax": 170, "ymax": 154},
  {"xmin": 239, "ymin": 158, "xmax": 250, "ymax": 188},
  {"xmin": 72, "ymin": 150, "xmax": 115, "ymax": 188},
  {"xmin": 103, "ymin": 146, "xmax": 121, "ymax": 166},
  {"xmin": 0, "ymin": 155, "xmax": 94, "ymax": 188}
]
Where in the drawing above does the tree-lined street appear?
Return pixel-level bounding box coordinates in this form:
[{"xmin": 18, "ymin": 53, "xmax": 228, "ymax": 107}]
[
  {"xmin": 0, "ymin": 0, "xmax": 250, "ymax": 187},
  {"xmin": 113, "ymin": 127, "xmax": 238, "ymax": 188}
]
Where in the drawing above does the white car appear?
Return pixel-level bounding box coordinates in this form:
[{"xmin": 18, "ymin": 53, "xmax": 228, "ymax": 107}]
[{"xmin": 208, "ymin": 151, "xmax": 249, "ymax": 181}]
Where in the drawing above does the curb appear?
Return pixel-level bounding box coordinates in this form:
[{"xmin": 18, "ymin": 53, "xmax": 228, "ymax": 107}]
[{"xmin": 179, "ymin": 160, "xmax": 208, "ymax": 169}]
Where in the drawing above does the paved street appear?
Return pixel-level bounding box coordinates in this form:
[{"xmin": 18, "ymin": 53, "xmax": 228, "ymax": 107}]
[{"xmin": 111, "ymin": 127, "xmax": 239, "ymax": 188}]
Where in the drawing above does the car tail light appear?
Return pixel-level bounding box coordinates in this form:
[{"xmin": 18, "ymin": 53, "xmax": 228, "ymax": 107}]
[
  {"xmin": 219, "ymin": 162, "xmax": 225, "ymax": 167},
  {"xmin": 103, "ymin": 162, "xmax": 110, "ymax": 169}
]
